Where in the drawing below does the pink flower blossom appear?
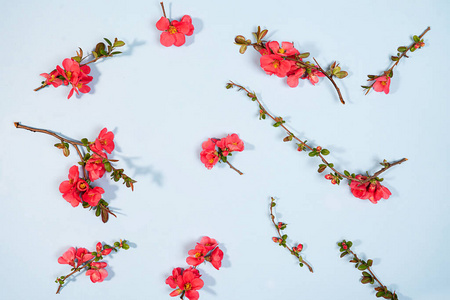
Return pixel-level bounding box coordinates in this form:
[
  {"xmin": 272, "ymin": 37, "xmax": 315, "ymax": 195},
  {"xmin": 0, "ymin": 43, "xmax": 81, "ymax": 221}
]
[
  {"xmin": 286, "ymin": 67, "xmax": 306, "ymax": 88},
  {"xmin": 59, "ymin": 165, "xmax": 82, "ymax": 207},
  {"xmin": 306, "ymin": 68, "xmax": 326, "ymax": 85},
  {"xmin": 156, "ymin": 16, "xmax": 194, "ymax": 47},
  {"xmin": 40, "ymin": 70, "xmax": 63, "ymax": 87},
  {"xmin": 372, "ymin": 75, "xmax": 391, "ymax": 94},
  {"xmin": 166, "ymin": 267, "xmax": 183, "ymax": 289},
  {"xmin": 94, "ymin": 242, "xmax": 112, "ymax": 257},
  {"xmin": 169, "ymin": 268, "xmax": 204, "ymax": 300},
  {"xmin": 260, "ymin": 54, "xmax": 292, "ymax": 77},
  {"xmin": 206, "ymin": 247, "xmax": 223, "ymax": 270},
  {"xmin": 199, "ymin": 236, "xmax": 218, "ymax": 252},
  {"xmin": 76, "ymin": 248, "xmax": 94, "ymax": 265},
  {"xmin": 76, "ymin": 180, "xmax": 89, "ymax": 192},
  {"xmin": 349, "ymin": 175, "xmax": 392, "ymax": 204},
  {"xmin": 85, "ymin": 262, "xmax": 108, "ymax": 283},
  {"xmin": 85, "ymin": 152, "xmax": 107, "ymax": 181},
  {"xmin": 266, "ymin": 41, "xmax": 299, "ymax": 57},
  {"xmin": 217, "ymin": 134, "xmax": 244, "ymax": 153},
  {"xmin": 56, "ymin": 58, "xmax": 93, "ymax": 99},
  {"xmin": 94, "ymin": 128, "xmax": 115, "ymax": 154},
  {"xmin": 293, "ymin": 244, "xmax": 303, "ymax": 252},
  {"xmin": 186, "ymin": 244, "xmax": 208, "ymax": 266},
  {"xmin": 82, "ymin": 186, "xmax": 105, "ymax": 207},
  {"xmin": 58, "ymin": 247, "xmax": 76, "ymax": 267},
  {"xmin": 200, "ymin": 139, "xmax": 219, "ymax": 169}
]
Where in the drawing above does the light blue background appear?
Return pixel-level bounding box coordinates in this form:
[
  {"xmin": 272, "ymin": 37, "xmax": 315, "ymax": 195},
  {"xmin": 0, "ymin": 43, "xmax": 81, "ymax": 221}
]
[{"xmin": 0, "ymin": 0, "xmax": 449, "ymax": 299}]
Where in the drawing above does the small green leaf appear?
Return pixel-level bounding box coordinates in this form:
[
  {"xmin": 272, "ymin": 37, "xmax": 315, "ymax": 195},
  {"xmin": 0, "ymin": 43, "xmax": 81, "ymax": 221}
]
[
  {"xmin": 358, "ymin": 264, "xmax": 368, "ymax": 270},
  {"xmin": 335, "ymin": 71, "xmax": 348, "ymax": 79},
  {"xmin": 413, "ymin": 35, "xmax": 420, "ymax": 42},
  {"xmin": 391, "ymin": 56, "xmax": 399, "ymax": 61},
  {"xmin": 361, "ymin": 277, "xmax": 371, "ymax": 284},
  {"xmin": 321, "ymin": 149, "xmax": 330, "ymax": 155},
  {"xmin": 308, "ymin": 151, "xmax": 316, "ymax": 157},
  {"xmin": 376, "ymin": 291, "xmax": 385, "ymax": 297},
  {"xmin": 239, "ymin": 44, "xmax": 247, "ymax": 54},
  {"xmin": 328, "ymin": 163, "xmax": 334, "ymax": 168},
  {"xmin": 95, "ymin": 207, "xmax": 101, "ymax": 217},
  {"xmin": 104, "ymin": 38, "xmax": 112, "ymax": 46},
  {"xmin": 367, "ymin": 259, "xmax": 373, "ymax": 266},
  {"xmin": 104, "ymin": 161, "xmax": 112, "ymax": 172},
  {"xmin": 111, "ymin": 51, "xmax": 122, "ymax": 55},
  {"xmin": 273, "ymin": 122, "xmax": 280, "ymax": 127},
  {"xmin": 298, "ymin": 52, "xmax": 310, "ymax": 58},
  {"xmin": 122, "ymin": 243, "xmax": 130, "ymax": 250},
  {"xmin": 235, "ymin": 35, "xmax": 246, "ymax": 44},
  {"xmin": 340, "ymin": 252, "xmax": 348, "ymax": 258},
  {"xmin": 397, "ymin": 46, "xmax": 407, "ymax": 52},
  {"xmin": 113, "ymin": 40, "xmax": 125, "ymax": 47},
  {"xmin": 271, "ymin": 202, "xmax": 276, "ymax": 207},
  {"xmin": 344, "ymin": 170, "xmax": 350, "ymax": 176},
  {"xmin": 410, "ymin": 46, "xmax": 416, "ymax": 52}
]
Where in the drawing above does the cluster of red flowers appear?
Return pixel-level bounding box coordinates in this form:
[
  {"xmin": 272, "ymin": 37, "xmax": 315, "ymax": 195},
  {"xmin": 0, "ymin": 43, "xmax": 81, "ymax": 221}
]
[
  {"xmin": 156, "ymin": 3, "xmax": 194, "ymax": 47},
  {"xmin": 166, "ymin": 237, "xmax": 223, "ymax": 300},
  {"xmin": 200, "ymin": 133, "xmax": 244, "ymax": 171},
  {"xmin": 40, "ymin": 58, "xmax": 93, "ymax": 99},
  {"xmin": 56, "ymin": 240, "xmax": 129, "ymax": 293},
  {"xmin": 259, "ymin": 41, "xmax": 325, "ymax": 87},
  {"xmin": 59, "ymin": 128, "xmax": 115, "ymax": 208},
  {"xmin": 349, "ymin": 175, "xmax": 392, "ymax": 204}
]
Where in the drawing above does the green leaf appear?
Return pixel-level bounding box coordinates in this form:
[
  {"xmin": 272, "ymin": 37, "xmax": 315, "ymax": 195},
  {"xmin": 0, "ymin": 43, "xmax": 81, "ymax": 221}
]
[
  {"xmin": 362, "ymin": 271, "xmax": 370, "ymax": 277},
  {"xmin": 114, "ymin": 242, "xmax": 120, "ymax": 247},
  {"xmin": 358, "ymin": 264, "xmax": 368, "ymax": 270},
  {"xmin": 271, "ymin": 202, "xmax": 276, "ymax": 207},
  {"xmin": 376, "ymin": 291, "xmax": 385, "ymax": 297},
  {"xmin": 413, "ymin": 35, "xmax": 420, "ymax": 42},
  {"xmin": 239, "ymin": 45, "xmax": 247, "ymax": 54},
  {"xmin": 410, "ymin": 46, "xmax": 416, "ymax": 52},
  {"xmin": 335, "ymin": 71, "xmax": 348, "ymax": 79},
  {"xmin": 235, "ymin": 35, "xmax": 246, "ymax": 44},
  {"xmin": 111, "ymin": 51, "xmax": 122, "ymax": 55},
  {"xmin": 113, "ymin": 41, "xmax": 125, "ymax": 47},
  {"xmin": 391, "ymin": 56, "xmax": 399, "ymax": 61},
  {"xmin": 104, "ymin": 161, "xmax": 112, "ymax": 172},
  {"xmin": 340, "ymin": 252, "xmax": 348, "ymax": 258},
  {"xmin": 122, "ymin": 243, "xmax": 130, "ymax": 250},
  {"xmin": 367, "ymin": 259, "xmax": 373, "ymax": 266},
  {"xmin": 361, "ymin": 277, "xmax": 371, "ymax": 284},
  {"xmin": 298, "ymin": 52, "xmax": 310, "ymax": 58},
  {"xmin": 95, "ymin": 207, "xmax": 101, "ymax": 217},
  {"xmin": 273, "ymin": 122, "xmax": 280, "ymax": 127},
  {"xmin": 321, "ymin": 149, "xmax": 330, "ymax": 155},
  {"xmin": 346, "ymin": 241, "xmax": 353, "ymax": 248},
  {"xmin": 328, "ymin": 163, "xmax": 334, "ymax": 168},
  {"xmin": 104, "ymin": 38, "xmax": 112, "ymax": 46},
  {"xmin": 397, "ymin": 46, "xmax": 407, "ymax": 52},
  {"xmin": 308, "ymin": 151, "xmax": 316, "ymax": 157},
  {"xmin": 344, "ymin": 170, "xmax": 350, "ymax": 176}
]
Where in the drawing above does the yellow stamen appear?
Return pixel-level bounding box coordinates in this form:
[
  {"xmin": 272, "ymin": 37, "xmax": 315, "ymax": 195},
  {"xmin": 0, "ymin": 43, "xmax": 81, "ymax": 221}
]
[
  {"xmin": 279, "ymin": 48, "xmax": 285, "ymax": 54},
  {"xmin": 168, "ymin": 26, "xmax": 177, "ymax": 34},
  {"xmin": 273, "ymin": 60, "xmax": 280, "ymax": 69}
]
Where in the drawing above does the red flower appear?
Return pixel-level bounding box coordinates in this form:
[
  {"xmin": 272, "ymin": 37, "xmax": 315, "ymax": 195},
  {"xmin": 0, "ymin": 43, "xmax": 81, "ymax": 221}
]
[
  {"xmin": 166, "ymin": 267, "xmax": 183, "ymax": 289},
  {"xmin": 85, "ymin": 152, "xmax": 107, "ymax": 181},
  {"xmin": 200, "ymin": 139, "xmax": 219, "ymax": 169},
  {"xmin": 260, "ymin": 54, "xmax": 292, "ymax": 77},
  {"xmin": 292, "ymin": 244, "xmax": 303, "ymax": 252},
  {"xmin": 40, "ymin": 70, "xmax": 62, "ymax": 87},
  {"xmin": 58, "ymin": 247, "xmax": 76, "ymax": 267},
  {"xmin": 198, "ymin": 236, "xmax": 218, "ymax": 252},
  {"xmin": 56, "ymin": 58, "xmax": 93, "ymax": 99},
  {"xmin": 186, "ymin": 244, "xmax": 208, "ymax": 266},
  {"xmin": 372, "ymin": 75, "xmax": 391, "ymax": 94},
  {"xmin": 59, "ymin": 165, "xmax": 82, "ymax": 207},
  {"xmin": 82, "ymin": 186, "xmax": 105, "ymax": 207},
  {"xmin": 216, "ymin": 134, "xmax": 244, "ymax": 153},
  {"xmin": 286, "ymin": 67, "xmax": 306, "ymax": 88},
  {"xmin": 76, "ymin": 248, "xmax": 94, "ymax": 265},
  {"xmin": 94, "ymin": 242, "xmax": 112, "ymax": 257},
  {"xmin": 94, "ymin": 128, "xmax": 115, "ymax": 154},
  {"xmin": 266, "ymin": 41, "xmax": 299, "ymax": 57},
  {"xmin": 206, "ymin": 247, "xmax": 223, "ymax": 270},
  {"xmin": 349, "ymin": 175, "xmax": 392, "ymax": 204},
  {"xmin": 76, "ymin": 180, "xmax": 89, "ymax": 192},
  {"xmin": 169, "ymin": 268, "xmax": 204, "ymax": 300},
  {"xmin": 85, "ymin": 262, "xmax": 108, "ymax": 283},
  {"xmin": 156, "ymin": 16, "xmax": 194, "ymax": 47},
  {"xmin": 306, "ymin": 67, "xmax": 326, "ymax": 85}
]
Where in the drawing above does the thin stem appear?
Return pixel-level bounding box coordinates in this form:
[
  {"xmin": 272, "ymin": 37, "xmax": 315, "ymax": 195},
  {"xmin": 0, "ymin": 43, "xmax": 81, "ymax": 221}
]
[
  {"xmin": 227, "ymin": 82, "xmax": 407, "ymax": 184},
  {"xmin": 56, "ymin": 260, "xmax": 93, "ymax": 294},
  {"xmin": 348, "ymin": 250, "xmax": 385, "ymax": 289},
  {"xmin": 270, "ymin": 198, "xmax": 313, "ymax": 272},
  {"xmin": 160, "ymin": 2, "xmax": 167, "ymax": 18},
  {"xmin": 225, "ymin": 161, "xmax": 243, "ymax": 175},
  {"xmin": 312, "ymin": 58, "xmax": 345, "ymax": 104}
]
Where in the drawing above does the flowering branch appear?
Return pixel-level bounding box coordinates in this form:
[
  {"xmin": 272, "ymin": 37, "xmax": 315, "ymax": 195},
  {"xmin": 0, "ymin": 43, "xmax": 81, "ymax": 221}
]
[
  {"xmin": 14, "ymin": 122, "xmax": 136, "ymax": 222},
  {"xmin": 270, "ymin": 197, "xmax": 313, "ymax": 272},
  {"xmin": 235, "ymin": 26, "xmax": 348, "ymax": 104},
  {"xmin": 338, "ymin": 240, "xmax": 398, "ymax": 299},
  {"xmin": 56, "ymin": 239, "xmax": 130, "ymax": 294},
  {"xmin": 226, "ymin": 82, "xmax": 408, "ymax": 202},
  {"xmin": 166, "ymin": 237, "xmax": 223, "ymax": 300},
  {"xmin": 34, "ymin": 37, "xmax": 125, "ymax": 98},
  {"xmin": 362, "ymin": 27, "xmax": 430, "ymax": 95},
  {"xmin": 200, "ymin": 134, "xmax": 244, "ymax": 175},
  {"xmin": 156, "ymin": 2, "xmax": 194, "ymax": 47}
]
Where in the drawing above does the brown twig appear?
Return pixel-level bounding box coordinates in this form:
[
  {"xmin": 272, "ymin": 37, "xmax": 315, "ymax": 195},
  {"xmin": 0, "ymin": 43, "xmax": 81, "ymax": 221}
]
[
  {"xmin": 348, "ymin": 249, "xmax": 384, "ymax": 288},
  {"xmin": 225, "ymin": 161, "xmax": 243, "ymax": 175},
  {"xmin": 160, "ymin": 2, "xmax": 167, "ymax": 18},
  {"xmin": 312, "ymin": 58, "xmax": 345, "ymax": 104},
  {"xmin": 226, "ymin": 82, "xmax": 407, "ymax": 184},
  {"xmin": 56, "ymin": 261, "xmax": 93, "ymax": 294},
  {"xmin": 270, "ymin": 197, "xmax": 313, "ymax": 272}
]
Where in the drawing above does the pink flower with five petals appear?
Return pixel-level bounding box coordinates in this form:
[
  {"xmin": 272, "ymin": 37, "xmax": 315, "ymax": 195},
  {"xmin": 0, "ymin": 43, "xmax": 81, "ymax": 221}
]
[
  {"xmin": 94, "ymin": 128, "xmax": 115, "ymax": 154},
  {"xmin": 85, "ymin": 151, "xmax": 107, "ymax": 181},
  {"xmin": 59, "ymin": 166, "xmax": 82, "ymax": 207},
  {"xmin": 372, "ymin": 75, "xmax": 391, "ymax": 94},
  {"xmin": 58, "ymin": 247, "xmax": 76, "ymax": 267},
  {"xmin": 186, "ymin": 244, "xmax": 208, "ymax": 266},
  {"xmin": 82, "ymin": 186, "xmax": 105, "ymax": 207},
  {"xmin": 156, "ymin": 16, "xmax": 194, "ymax": 47},
  {"xmin": 85, "ymin": 262, "xmax": 108, "ymax": 283}
]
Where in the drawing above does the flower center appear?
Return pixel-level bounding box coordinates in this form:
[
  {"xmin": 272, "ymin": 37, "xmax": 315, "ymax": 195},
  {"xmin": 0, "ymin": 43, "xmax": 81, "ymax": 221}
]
[
  {"xmin": 279, "ymin": 48, "xmax": 285, "ymax": 54},
  {"xmin": 194, "ymin": 252, "xmax": 202, "ymax": 258},
  {"xmin": 66, "ymin": 71, "xmax": 72, "ymax": 79},
  {"xmin": 77, "ymin": 83, "xmax": 83, "ymax": 89},
  {"xmin": 381, "ymin": 81, "xmax": 386, "ymax": 86},
  {"xmin": 185, "ymin": 283, "xmax": 192, "ymax": 291},
  {"xmin": 168, "ymin": 26, "xmax": 177, "ymax": 34},
  {"xmin": 272, "ymin": 60, "xmax": 280, "ymax": 69},
  {"xmin": 209, "ymin": 159, "xmax": 214, "ymax": 164}
]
